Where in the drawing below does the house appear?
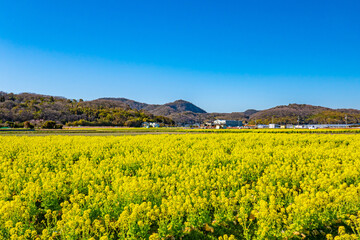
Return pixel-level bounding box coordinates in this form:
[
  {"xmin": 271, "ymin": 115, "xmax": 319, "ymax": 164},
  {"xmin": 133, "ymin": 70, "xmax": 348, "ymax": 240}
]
[
  {"xmin": 149, "ymin": 122, "xmax": 160, "ymax": 128},
  {"xmin": 213, "ymin": 120, "xmax": 243, "ymax": 128},
  {"xmin": 269, "ymin": 124, "xmax": 280, "ymax": 129},
  {"xmin": 143, "ymin": 122, "xmax": 160, "ymax": 128}
]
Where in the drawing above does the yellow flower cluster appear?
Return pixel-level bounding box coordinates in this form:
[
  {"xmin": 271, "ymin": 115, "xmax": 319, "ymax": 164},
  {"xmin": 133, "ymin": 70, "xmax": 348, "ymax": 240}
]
[{"xmin": 0, "ymin": 133, "xmax": 360, "ymax": 239}]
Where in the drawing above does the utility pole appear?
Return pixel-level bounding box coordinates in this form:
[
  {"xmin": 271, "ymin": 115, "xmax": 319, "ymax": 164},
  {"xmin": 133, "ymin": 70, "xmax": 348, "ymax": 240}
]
[
  {"xmin": 345, "ymin": 114, "xmax": 348, "ymax": 128},
  {"xmin": 297, "ymin": 116, "xmax": 300, "ymax": 126}
]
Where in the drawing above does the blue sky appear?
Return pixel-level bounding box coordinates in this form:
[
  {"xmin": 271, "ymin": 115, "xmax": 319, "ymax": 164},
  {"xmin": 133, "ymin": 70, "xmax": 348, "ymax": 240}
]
[{"xmin": 1, "ymin": 0, "xmax": 360, "ymax": 112}]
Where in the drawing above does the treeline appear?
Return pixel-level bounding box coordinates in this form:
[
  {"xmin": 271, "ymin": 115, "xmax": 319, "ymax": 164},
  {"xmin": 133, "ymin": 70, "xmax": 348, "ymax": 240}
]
[{"xmin": 0, "ymin": 92, "xmax": 174, "ymax": 128}]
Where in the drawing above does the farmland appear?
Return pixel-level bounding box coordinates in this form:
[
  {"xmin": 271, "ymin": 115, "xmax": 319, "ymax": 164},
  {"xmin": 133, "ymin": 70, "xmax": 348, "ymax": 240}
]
[
  {"xmin": 1, "ymin": 133, "xmax": 360, "ymax": 239},
  {"xmin": 1, "ymin": 127, "xmax": 360, "ymax": 136}
]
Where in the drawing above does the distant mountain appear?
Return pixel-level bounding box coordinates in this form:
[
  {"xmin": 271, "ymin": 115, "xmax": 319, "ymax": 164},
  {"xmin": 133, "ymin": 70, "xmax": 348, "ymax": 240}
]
[
  {"xmin": 99, "ymin": 98, "xmax": 206, "ymax": 116},
  {"xmin": 164, "ymin": 100, "xmax": 207, "ymax": 113}
]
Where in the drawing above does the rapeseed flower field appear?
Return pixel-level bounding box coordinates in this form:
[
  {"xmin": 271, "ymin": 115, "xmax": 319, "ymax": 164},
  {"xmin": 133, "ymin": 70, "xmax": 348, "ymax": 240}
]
[{"xmin": 1, "ymin": 133, "xmax": 360, "ymax": 239}]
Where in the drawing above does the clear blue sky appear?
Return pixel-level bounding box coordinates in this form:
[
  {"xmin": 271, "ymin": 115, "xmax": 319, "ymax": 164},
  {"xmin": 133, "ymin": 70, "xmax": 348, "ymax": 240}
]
[{"xmin": 1, "ymin": 0, "xmax": 359, "ymax": 112}]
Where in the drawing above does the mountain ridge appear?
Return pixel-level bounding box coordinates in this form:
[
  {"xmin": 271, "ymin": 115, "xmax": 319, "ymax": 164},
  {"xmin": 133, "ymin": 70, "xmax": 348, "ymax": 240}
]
[
  {"xmin": 98, "ymin": 97, "xmax": 360, "ymax": 124},
  {"xmin": 98, "ymin": 97, "xmax": 207, "ymax": 116},
  {"xmin": 1, "ymin": 92, "xmax": 360, "ymax": 125}
]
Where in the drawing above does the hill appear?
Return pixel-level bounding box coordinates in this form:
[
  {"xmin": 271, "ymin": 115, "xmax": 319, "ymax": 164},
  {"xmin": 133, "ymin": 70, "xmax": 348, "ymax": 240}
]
[
  {"xmin": 99, "ymin": 98, "xmax": 206, "ymax": 115},
  {"xmin": 0, "ymin": 92, "xmax": 173, "ymax": 128},
  {"xmin": 248, "ymin": 104, "xmax": 360, "ymax": 124},
  {"xmin": 99, "ymin": 98, "xmax": 207, "ymax": 123}
]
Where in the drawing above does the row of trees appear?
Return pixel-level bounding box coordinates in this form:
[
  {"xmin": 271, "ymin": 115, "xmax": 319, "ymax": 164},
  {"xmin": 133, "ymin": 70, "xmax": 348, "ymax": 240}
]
[{"xmin": 1, "ymin": 120, "xmax": 63, "ymax": 129}]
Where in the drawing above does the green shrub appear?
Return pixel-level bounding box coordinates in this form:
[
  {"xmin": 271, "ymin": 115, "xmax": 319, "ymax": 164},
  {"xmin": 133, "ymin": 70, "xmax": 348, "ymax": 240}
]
[
  {"xmin": 41, "ymin": 121, "xmax": 57, "ymax": 129},
  {"xmin": 24, "ymin": 121, "xmax": 34, "ymax": 129}
]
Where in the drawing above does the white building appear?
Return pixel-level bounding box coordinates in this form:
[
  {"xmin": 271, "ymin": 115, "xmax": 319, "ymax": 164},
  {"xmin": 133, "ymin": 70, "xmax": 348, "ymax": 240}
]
[
  {"xmin": 213, "ymin": 120, "xmax": 243, "ymax": 127},
  {"xmin": 149, "ymin": 122, "xmax": 160, "ymax": 128},
  {"xmin": 143, "ymin": 122, "xmax": 160, "ymax": 128}
]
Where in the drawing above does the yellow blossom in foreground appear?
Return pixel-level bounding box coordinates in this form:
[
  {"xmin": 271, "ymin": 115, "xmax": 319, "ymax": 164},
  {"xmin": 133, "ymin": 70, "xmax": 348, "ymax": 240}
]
[{"xmin": 0, "ymin": 133, "xmax": 360, "ymax": 239}]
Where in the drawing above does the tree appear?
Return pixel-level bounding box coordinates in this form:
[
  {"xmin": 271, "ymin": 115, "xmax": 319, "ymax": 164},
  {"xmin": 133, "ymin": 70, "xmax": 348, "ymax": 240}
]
[
  {"xmin": 8, "ymin": 93, "xmax": 15, "ymax": 101},
  {"xmin": 41, "ymin": 120, "xmax": 57, "ymax": 129},
  {"xmin": 124, "ymin": 119, "xmax": 142, "ymax": 127},
  {"xmin": 5, "ymin": 121, "xmax": 15, "ymax": 128},
  {"xmin": 24, "ymin": 121, "xmax": 34, "ymax": 129}
]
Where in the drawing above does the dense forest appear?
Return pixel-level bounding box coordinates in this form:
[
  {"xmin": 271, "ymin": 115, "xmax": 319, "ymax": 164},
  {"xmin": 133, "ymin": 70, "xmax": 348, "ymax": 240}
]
[{"xmin": 0, "ymin": 92, "xmax": 174, "ymax": 128}]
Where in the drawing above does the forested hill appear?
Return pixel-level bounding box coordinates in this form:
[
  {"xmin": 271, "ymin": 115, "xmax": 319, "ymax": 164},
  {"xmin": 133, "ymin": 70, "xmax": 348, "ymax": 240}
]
[
  {"xmin": 0, "ymin": 92, "xmax": 173, "ymax": 128},
  {"xmin": 99, "ymin": 98, "xmax": 207, "ymax": 115},
  {"xmin": 96, "ymin": 98, "xmax": 208, "ymax": 124},
  {"xmin": 248, "ymin": 104, "xmax": 360, "ymax": 124}
]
